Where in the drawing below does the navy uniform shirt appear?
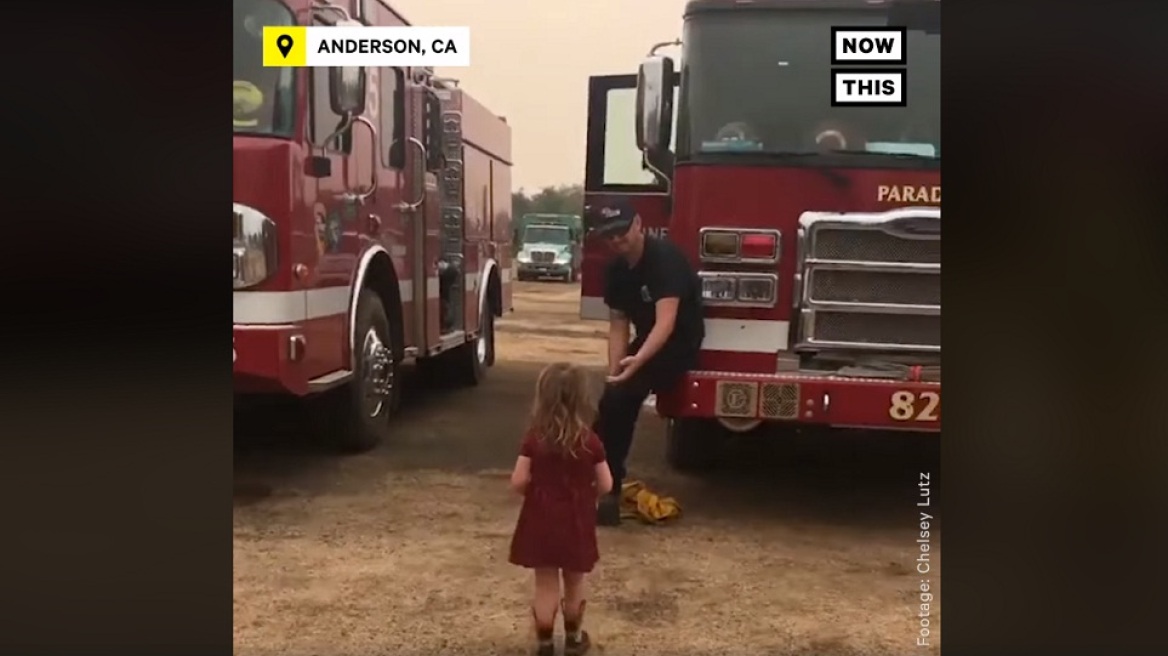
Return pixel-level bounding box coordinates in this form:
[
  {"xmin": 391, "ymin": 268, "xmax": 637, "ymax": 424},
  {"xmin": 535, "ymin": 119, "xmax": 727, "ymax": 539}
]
[{"xmin": 602, "ymin": 236, "xmax": 705, "ymax": 363}]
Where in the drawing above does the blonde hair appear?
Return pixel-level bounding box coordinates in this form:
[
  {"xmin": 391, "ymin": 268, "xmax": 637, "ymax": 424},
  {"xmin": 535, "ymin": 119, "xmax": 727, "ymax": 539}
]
[{"xmin": 529, "ymin": 362, "xmax": 596, "ymax": 457}]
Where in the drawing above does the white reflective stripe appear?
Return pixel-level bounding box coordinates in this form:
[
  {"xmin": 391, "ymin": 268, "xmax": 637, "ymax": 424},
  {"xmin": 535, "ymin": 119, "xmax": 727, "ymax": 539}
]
[
  {"xmin": 234, "ymin": 277, "xmax": 444, "ymax": 326},
  {"xmin": 578, "ymin": 297, "xmax": 790, "ymax": 354},
  {"xmin": 580, "ymin": 295, "xmax": 608, "ymax": 321},
  {"xmin": 468, "ymin": 266, "xmax": 512, "ymax": 290},
  {"xmin": 396, "ymin": 278, "xmax": 437, "ymax": 302},
  {"xmin": 307, "ymin": 286, "xmax": 349, "ymax": 320},
  {"xmin": 704, "ymin": 318, "xmax": 789, "ymax": 353},
  {"xmin": 465, "ymin": 261, "xmax": 516, "ymax": 311},
  {"xmin": 234, "ymin": 288, "xmax": 349, "ymax": 324}
]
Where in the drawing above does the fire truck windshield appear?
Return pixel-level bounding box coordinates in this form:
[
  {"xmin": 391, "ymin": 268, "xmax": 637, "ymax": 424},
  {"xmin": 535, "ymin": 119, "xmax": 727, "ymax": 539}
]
[
  {"xmin": 677, "ymin": 7, "xmax": 940, "ymax": 167},
  {"xmin": 233, "ymin": 0, "xmax": 296, "ymax": 137},
  {"xmin": 524, "ymin": 225, "xmax": 571, "ymax": 245}
]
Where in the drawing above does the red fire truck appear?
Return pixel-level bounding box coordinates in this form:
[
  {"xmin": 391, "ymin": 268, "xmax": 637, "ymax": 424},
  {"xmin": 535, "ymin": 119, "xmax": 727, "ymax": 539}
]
[
  {"xmin": 580, "ymin": 0, "xmax": 940, "ymax": 470},
  {"xmin": 233, "ymin": 0, "xmax": 513, "ymax": 452}
]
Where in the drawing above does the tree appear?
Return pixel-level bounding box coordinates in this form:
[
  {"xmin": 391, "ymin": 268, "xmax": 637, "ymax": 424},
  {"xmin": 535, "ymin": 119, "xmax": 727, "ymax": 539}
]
[
  {"xmin": 512, "ymin": 184, "xmax": 584, "ymax": 217},
  {"xmin": 510, "ymin": 184, "xmax": 586, "ymax": 254}
]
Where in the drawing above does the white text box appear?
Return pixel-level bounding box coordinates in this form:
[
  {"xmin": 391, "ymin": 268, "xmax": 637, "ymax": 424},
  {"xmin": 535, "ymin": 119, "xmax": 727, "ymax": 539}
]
[
  {"xmin": 832, "ymin": 27, "xmax": 906, "ymax": 64},
  {"xmin": 831, "ymin": 70, "xmax": 906, "ymax": 106}
]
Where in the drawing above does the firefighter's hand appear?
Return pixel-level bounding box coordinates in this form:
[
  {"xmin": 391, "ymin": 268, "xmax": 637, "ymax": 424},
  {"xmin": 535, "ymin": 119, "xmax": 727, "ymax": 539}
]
[{"xmin": 605, "ymin": 356, "xmax": 641, "ymax": 384}]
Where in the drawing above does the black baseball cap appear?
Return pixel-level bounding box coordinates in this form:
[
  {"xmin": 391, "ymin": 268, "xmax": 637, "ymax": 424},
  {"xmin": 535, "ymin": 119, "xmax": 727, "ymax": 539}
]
[{"xmin": 584, "ymin": 198, "xmax": 638, "ymax": 237}]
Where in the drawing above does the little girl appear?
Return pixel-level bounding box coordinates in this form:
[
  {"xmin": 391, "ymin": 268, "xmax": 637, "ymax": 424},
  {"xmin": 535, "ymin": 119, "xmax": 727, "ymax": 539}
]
[{"xmin": 509, "ymin": 362, "xmax": 614, "ymax": 656}]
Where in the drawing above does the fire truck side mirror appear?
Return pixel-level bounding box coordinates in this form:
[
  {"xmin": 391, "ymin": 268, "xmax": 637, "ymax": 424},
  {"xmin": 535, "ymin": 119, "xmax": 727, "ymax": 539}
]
[
  {"xmin": 329, "ymin": 66, "xmax": 367, "ymax": 116},
  {"xmin": 328, "ymin": 19, "xmax": 367, "ymax": 116},
  {"xmin": 635, "ymin": 56, "xmax": 675, "ymax": 154}
]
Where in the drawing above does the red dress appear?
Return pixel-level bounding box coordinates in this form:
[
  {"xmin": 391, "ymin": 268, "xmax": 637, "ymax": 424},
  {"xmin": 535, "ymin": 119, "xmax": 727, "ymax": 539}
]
[{"xmin": 509, "ymin": 431, "xmax": 606, "ymax": 573}]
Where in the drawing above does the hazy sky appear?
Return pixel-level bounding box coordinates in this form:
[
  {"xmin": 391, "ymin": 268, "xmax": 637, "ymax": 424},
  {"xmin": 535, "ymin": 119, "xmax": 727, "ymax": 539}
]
[{"xmin": 394, "ymin": 0, "xmax": 689, "ymax": 192}]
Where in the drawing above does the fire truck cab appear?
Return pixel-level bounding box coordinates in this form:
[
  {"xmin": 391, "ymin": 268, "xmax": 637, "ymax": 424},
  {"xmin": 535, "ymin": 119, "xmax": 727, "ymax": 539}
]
[
  {"xmin": 233, "ymin": 0, "xmax": 513, "ymax": 452},
  {"xmin": 580, "ymin": 0, "xmax": 940, "ymax": 470}
]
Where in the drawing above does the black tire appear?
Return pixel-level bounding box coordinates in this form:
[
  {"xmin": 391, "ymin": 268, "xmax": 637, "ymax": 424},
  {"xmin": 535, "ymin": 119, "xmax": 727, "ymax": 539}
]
[
  {"xmin": 665, "ymin": 418, "xmax": 723, "ymax": 473},
  {"xmin": 454, "ymin": 297, "xmax": 494, "ymax": 386},
  {"xmin": 313, "ymin": 289, "xmax": 401, "ymax": 453},
  {"xmin": 484, "ymin": 300, "xmax": 497, "ymax": 367}
]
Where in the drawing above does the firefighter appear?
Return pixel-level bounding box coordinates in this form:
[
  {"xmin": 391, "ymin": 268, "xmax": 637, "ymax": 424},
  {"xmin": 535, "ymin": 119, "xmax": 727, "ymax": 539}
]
[{"xmin": 585, "ymin": 199, "xmax": 705, "ymax": 526}]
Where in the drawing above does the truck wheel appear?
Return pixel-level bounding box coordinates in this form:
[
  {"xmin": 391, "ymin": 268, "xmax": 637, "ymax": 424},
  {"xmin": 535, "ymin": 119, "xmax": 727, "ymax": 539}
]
[
  {"xmin": 456, "ymin": 297, "xmax": 494, "ymax": 386},
  {"xmin": 314, "ymin": 288, "xmax": 401, "ymax": 453},
  {"xmin": 665, "ymin": 418, "xmax": 722, "ymax": 473}
]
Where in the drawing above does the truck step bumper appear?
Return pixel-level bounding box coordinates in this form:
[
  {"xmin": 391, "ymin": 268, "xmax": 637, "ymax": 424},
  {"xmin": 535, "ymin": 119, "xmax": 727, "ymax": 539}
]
[
  {"xmin": 661, "ymin": 369, "xmax": 941, "ymax": 432},
  {"xmin": 233, "ymin": 324, "xmax": 306, "ymax": 395}
]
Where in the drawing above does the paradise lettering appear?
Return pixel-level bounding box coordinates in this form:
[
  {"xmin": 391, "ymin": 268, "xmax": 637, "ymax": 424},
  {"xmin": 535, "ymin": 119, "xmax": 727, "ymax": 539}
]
[{"xmin": 878, "ymin": 185, "xmax": 940, "ymax": 205}]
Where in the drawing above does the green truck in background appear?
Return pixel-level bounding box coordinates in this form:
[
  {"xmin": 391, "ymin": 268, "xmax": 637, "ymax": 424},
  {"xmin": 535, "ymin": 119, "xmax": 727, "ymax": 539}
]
[{"xmin": 513, "ymin": 213, "xmax": 583, "ymax": 282}]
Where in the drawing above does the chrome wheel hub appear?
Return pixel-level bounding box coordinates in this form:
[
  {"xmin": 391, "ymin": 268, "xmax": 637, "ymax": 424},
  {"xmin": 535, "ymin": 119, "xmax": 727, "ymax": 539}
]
[
  {"xmin": 360, "ymin": 328, "xmax": 393, "ymax": 418},
  {"xmin": 475, "ymin": 326, "xmax": 487, "ymax": 364}
]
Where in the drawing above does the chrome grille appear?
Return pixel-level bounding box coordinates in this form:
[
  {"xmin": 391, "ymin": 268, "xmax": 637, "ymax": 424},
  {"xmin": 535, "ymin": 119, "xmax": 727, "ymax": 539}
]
[
  {"xmin": 760, "ymin": 383, "xmax": 799, "ymax": 419},
  {"xmin": 813, "ymin": 312, "xmax": 940, "ymax": 349},
  {"xmin": 797, "ymin": 207, "xmax": 940, "ymax": 353},
  {"xmin": 531, "ymin": 251, "xmax": 555, "ymax": 264},
  {"xmin": 809, "ymin": 269, "xmax": 940, "ymax": 306},
  {"xmin": 812, "ymin": 228, "xmax": 941, "ymax": 263}
]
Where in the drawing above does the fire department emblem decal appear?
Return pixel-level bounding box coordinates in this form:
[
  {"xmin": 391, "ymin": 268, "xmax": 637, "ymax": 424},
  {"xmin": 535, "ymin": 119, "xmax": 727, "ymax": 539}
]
[
  {"xmin": 315, "ymin": 215, "xmax": 326, "ymax": 256},
  {"xmin": 724, "ymin": 387, "xmax": 750, "ymax": 414},
  {"xmin": 324, "ymin": 213, "xmax": 342, "ymax": 252},
  {"xmin": 315, "ymin": 211, "xmax": 342, "ymax": 254}
]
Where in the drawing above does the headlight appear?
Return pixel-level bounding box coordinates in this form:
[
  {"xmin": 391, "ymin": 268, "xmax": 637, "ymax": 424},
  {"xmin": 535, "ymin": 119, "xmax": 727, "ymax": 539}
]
[
  {"xmin": 233, "ymin": 203, "xmax": 278, "ymax": 289},
  {"xmin": 699, "ymin": 228, "xmax": 781, "ymax": 264},
  {"xmin": 700, "ymin": 230, "xmax": 740, "ymax": 259},
  {"xmin": 699, "ymin": 272, "xmax": 778, "ymax": 307},
  {"xmin": 737, "ymin": 275, "xmax": 777, "ymax": 304},
  {"xmin": 517, "ymin": 252, "xmax": 531, "ymax": 263},
  {"xmin": 555, "ymin": 251, "xmax": 571, "ymax": 264},
  {"xmin": 700, "ymin": 274, "xmax": 736, "ymax": 302}
]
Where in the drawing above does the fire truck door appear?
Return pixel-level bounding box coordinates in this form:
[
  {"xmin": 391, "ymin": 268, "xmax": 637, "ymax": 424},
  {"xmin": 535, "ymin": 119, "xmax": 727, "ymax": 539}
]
[
  {"xmin": 308, "ymin": 64, "xmax": 358, "ymax": 289},
  {"xmin": 580, "ymin": 74, "xmax": 678, "ymax": 321},
  {"xmin": 404, "ymin": 76, "xmax": 443, "ymax": 352}
]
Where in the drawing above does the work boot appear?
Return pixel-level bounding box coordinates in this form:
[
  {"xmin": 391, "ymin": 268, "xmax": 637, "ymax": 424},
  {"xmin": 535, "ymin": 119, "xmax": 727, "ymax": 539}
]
[
  {"xmin": 596, "ymin": 491, "xmax": 621, "ymax": 526},
  {"xmin": 563, "ymin": 599, "xmax": 592, "ymax": 655},
  {"xmin": 532, "ymin": 606, "xmax": 556, "ymax": 656}
]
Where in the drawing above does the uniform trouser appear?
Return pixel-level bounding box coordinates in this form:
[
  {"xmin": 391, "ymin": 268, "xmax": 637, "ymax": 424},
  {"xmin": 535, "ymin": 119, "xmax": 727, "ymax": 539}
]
[{"xmin": 593, "ymin": 349, "xmax": 692, "ymax": 490}]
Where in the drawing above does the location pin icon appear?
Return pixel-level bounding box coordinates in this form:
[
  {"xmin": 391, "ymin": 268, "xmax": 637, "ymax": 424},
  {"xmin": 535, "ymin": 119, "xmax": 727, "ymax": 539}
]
[{"xmin": 276, "ymin": 34, "xmax": 294, "ymax": 58}]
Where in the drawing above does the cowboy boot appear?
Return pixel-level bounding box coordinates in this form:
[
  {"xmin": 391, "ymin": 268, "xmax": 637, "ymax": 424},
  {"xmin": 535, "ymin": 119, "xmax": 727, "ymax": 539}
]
[
  {"xmin": 562, "ymin": 599, "xmax": 592, "ymax": 655},
  {"xmin": 532, "ymin": 606, "xmax": 556, "ymax": 656}
]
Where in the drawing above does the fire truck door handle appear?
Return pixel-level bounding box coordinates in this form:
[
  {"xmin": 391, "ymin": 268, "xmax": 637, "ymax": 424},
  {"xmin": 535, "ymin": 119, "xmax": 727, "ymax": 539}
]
[
  {"xmin": 393, "ymin": 137, "xmax": 426, "ymax": 212},
  {"xmin": 344, "ymin": 116, "xmax": 378, "ymax": 204}
]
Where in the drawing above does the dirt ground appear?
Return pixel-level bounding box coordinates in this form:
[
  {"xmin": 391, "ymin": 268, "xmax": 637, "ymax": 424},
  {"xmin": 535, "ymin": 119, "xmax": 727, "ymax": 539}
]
[{"xmin": 234, "ymin": 281, "xmax": 942, "ymax": 655}]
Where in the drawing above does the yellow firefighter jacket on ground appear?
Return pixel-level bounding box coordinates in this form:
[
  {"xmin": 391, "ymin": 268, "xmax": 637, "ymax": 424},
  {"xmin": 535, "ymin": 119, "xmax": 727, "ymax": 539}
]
[{"xmin": 619, "ymin": 480, "xmax": 681, "ymax": 524}]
